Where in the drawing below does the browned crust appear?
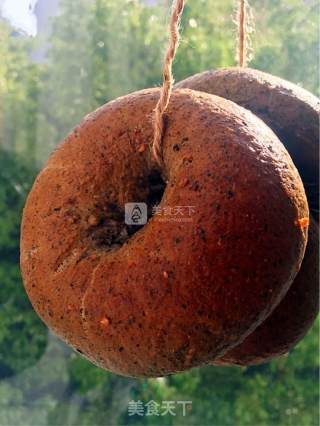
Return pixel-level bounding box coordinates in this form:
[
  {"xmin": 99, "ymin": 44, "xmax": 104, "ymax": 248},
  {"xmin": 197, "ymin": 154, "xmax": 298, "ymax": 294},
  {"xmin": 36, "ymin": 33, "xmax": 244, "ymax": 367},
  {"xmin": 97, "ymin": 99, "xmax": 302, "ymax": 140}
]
[
  {"xmin": 20, "ymin": 88, "xmax": 308, "ymax": 377},
  {"xmin": 215, "ymin": 217, "xmax": 319, "ymax": 366},
  {"xmin": 176, "ymin": 67, "xmax": 320, "ymax": 219}
]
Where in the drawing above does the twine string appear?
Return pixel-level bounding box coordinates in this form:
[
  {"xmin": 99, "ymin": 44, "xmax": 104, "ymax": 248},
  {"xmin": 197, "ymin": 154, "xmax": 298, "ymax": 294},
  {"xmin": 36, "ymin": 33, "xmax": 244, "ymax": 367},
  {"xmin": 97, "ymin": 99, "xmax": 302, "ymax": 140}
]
[
  {"xmin": 236, "ymin": 0, "xmax": 254, "ymax": 67},
  {"xmin": 152, "ymin": 0, "xmax": 185, "ymax": 166},
  {"xmin": 239, "ymin": 0, "xmax": 245, "ymax": 67}
]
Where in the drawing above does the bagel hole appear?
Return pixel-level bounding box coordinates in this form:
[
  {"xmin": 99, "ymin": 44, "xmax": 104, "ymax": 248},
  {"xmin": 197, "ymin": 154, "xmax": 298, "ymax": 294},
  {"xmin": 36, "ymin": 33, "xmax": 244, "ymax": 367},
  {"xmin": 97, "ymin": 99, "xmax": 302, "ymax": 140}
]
[
  {"xmin": 146, "ymin": 169, "xmax": 166, "ymax": 207},
  {"xmin": 87, "ymin": 169, "xmax": 166, "ymax": 250},
  {"xmin": 126, "ymin": 169, "xmax": 166, "ymax": 237}
]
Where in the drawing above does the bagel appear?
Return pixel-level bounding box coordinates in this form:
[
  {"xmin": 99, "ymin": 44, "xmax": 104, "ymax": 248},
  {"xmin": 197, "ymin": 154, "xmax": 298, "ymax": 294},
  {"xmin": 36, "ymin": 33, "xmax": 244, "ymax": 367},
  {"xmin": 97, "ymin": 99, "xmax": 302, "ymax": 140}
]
[
  {"xmin": 214, "ymin": 217, "xmax": 319, "ymax": 366},
  {"xmin": 176, "ymin": 67, "xmax": 320, "ymax": 219},
  {"xmin": 21, "ymin": 88, "xmax": 308, "ymax": 377}
]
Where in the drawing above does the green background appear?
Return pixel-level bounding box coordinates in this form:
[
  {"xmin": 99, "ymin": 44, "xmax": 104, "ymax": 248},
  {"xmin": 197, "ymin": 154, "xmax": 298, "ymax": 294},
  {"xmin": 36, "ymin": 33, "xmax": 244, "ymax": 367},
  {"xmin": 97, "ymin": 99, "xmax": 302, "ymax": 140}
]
[{"xmin": 0, "ymin": 0, "xmax": 318, "ymax": 425}]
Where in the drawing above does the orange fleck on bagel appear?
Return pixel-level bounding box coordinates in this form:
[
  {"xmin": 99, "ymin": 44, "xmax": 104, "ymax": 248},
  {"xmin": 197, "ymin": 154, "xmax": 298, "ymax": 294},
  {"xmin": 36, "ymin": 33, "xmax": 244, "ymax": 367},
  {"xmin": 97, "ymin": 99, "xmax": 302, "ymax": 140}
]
[{"xmin": 295, "ymin": 217, "xmax": 309, "ymax": 228}]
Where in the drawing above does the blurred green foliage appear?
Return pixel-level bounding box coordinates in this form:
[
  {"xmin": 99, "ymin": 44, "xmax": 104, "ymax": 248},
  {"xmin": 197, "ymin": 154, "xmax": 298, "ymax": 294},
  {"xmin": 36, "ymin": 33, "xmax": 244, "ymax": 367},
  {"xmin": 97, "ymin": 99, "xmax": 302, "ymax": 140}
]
[
  {"xmin": 0, "ymin": 0, "xmax": 318, "ymax": 425},
  {"xmin": 0, "ymin": 150, "xmax": 47, "ymax": 378}
]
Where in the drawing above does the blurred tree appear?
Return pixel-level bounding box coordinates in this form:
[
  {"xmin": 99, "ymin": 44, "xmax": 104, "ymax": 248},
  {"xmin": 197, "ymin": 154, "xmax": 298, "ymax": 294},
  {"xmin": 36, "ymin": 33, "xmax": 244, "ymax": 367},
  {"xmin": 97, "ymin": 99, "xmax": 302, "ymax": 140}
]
[
  {"xmin": 38, "ymin": 0, "xmax": 94, "ymax": 157},
  {"xmin": 0, "ymin": 149, "xmax": 47, "ymax": 378},
  {"xmin": 251, "ymin": 0, "xmax": 319, "ymax": 95},
  {"xmin": 173, "ymin": 0, "xmax": 235, "ymax": 81},
  {"xmin": 0, "ymin": 19, "xmax": 44, "ymax": 163},
  {"xmin": 89, "ymin": 0, "xmax": 167, "ymax": 106}
]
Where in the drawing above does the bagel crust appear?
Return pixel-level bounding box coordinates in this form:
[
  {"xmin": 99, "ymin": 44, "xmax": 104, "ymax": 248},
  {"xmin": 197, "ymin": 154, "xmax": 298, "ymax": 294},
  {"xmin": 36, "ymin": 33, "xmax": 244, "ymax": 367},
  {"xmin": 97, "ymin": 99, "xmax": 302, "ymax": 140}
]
[
  {"xmin": 21, "ymin": 88, "xmax": 308, "ymax": 377},
  {"xmin": 214, "ymin": 218, "xmax": 319, "ymax": 366},
  {"xmin": 176, "ymin": 67, "xmax": 320, "ymax": 219}
]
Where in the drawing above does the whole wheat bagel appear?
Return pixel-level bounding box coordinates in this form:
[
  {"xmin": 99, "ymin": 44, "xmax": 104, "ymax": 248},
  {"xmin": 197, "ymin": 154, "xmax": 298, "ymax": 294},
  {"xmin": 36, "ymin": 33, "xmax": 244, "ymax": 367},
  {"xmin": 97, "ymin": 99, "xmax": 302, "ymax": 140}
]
[
  {"xmin": 176, "ymin": 67, "xmax": 320, "ymax": 219},
  {"xmin": 214, "ymin": 217, "xmax": 319, "ymax": 366},
  {"xmin": 21, "ymin": 88, "xmax": 308, "ymax": 377},
  {"xmin": 177, "ymin": 68, "xmax": 319, "ymax": 365}
]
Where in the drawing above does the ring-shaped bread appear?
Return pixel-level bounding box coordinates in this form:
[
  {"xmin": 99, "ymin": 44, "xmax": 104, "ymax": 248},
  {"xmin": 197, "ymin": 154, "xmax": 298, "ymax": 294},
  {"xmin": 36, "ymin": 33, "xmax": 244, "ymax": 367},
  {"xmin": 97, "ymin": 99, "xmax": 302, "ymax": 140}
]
[{"xmin": 21, "ymin": 89, "xmax": 308, "ymax": 377}]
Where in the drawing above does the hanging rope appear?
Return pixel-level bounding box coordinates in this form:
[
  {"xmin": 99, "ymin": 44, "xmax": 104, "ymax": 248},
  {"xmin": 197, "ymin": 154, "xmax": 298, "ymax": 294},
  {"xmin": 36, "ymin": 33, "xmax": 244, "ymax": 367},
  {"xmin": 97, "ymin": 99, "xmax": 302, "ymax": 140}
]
[
  {"xmin": 152, "ymin": 0, "xmax": 185, "ymax": 166},
  {"xmin": 238, "ymin": 0, "xmax": 245, "ymax": 67},
  {"xmin": 236, "ymin": 0, "xmax": 255, "ymax": 67}
]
